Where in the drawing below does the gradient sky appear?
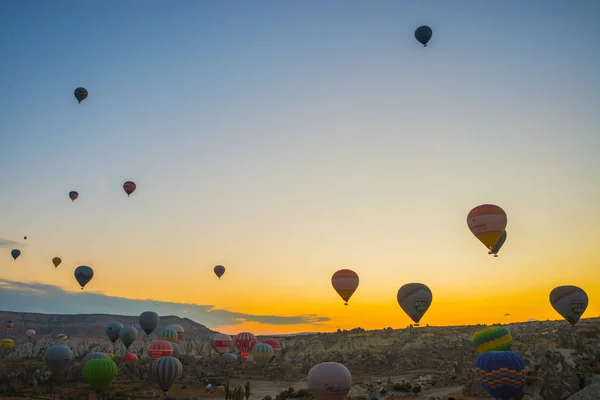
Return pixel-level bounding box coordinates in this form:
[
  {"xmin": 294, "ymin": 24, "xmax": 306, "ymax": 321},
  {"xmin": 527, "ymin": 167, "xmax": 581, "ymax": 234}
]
[{"xmin": 1, "ymin": 1, "xmax": 599, "ymax": 335}]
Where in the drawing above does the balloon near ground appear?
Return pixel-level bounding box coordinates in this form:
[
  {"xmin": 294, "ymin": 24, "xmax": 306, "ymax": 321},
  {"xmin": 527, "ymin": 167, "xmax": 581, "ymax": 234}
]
[
  {"xmin": 473, "ymin": 326, "xmax": 512, "ymax": 354},
  {"xmin": 159, "ymin": 327, "xmax": 178, "ymax": 343},
  {"xmin": 152, "ymin": 356, "xmax": 182, "ymax": 394},
  {"xmin": 307, "ymin": 362, "xmax": 352, "ymax": 400},
  {"xmin": 119, "ymin": 326, "xmax": 138, "ymax": 349},
  {"xmin": 397, "ymin": 283, "xmax": 433, "ymax": 324},
  {"xmin": 235, "ymin": 332, "xmax": 257, "ymax": 359},
  {"xmin": 251, "ymin": 343, "xmax": 273, "ymax": 367},
  {"xmin": 467, "ymin": 204, "xmax": 508, "ymax": 251},
  {"xmin": 331, "ymin": 269, "xmax": 359, "ymax": 305},
  {"xmin": 166, "ymin": 324, "xmax": 184, "ymax": 341},
  {"xmin": 474, "ymin": 351, "xmax": 527, "ymax": 400},
  {"xmin": 1, "ymin": 339, "xmax": 14, "ymax": 350},
  {"xmin": 84, "ymin": 352, "xmax": 111, "ymax": 363},
  {"xmin": 84, "ymin": 359, "xmax": 117, "ymax": 393},
  {"xmin": 44, "ymin": 344, "xmax": 73, "ymax": 375},
  {"xmin": 149, "ymin": 340, "xmax": 173, "ymax": 361},
  {"xmin": 138, "ymin": 311, "xmax": 160, "ymax": 335},
  {"xmin": 104, "ymin": 321, "xmax": 123, "ymax": 344},
  {"xmin": 550, "ymin": 286, "xmax": 588, "ymax": 325},
  {"xmin": 212, "ymin": 333, "xmax": 233, "ymax": 354}
]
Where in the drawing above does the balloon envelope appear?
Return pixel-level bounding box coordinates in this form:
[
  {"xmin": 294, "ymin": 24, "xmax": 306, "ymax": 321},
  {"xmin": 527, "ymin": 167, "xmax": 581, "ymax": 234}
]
[
  {"xmin": 490, "ymin": 230, "xmax": 507, "ymax": 256},
  {"xmin": 25, "ymin": 329, "xmax": 36, "ymax": 339},
  {"xmin": 123, "ymin": 181, "xmax": 136, "ymax": 196},
  {"xmin": 307, "ymin": 362, "xmax": 352, "ymax": 400},
  {"xmin": 397, "ymin": 283, "xmax": 432, "ymax": 324},
  {"xmin": 166, "ymin": 324, "xmax": 184, "ymax": 341},
  {"xmin": 85, "ymin": 352, "xmax": 111, "ymax": 363},
  {"xmin": 74, "ymin": 87, "xmax": 88, "ymax": 103},
  {"xmin": 74, "ymin": 266, "xmax": 94, "ymax": 289},
  {"xmin": 159, "ymin": 327, "xmax": 178, "ymax": 343},
  {"xmin": 214, "ymin": 265, "xmax": 226, "ymax": 279},
  {"xmin": 69, "ymin": 191, "xmax": 79, "ymax": 202},
  {"xmin": 104, "ymin": 322, "xmax": 123, "ymax": 344},
  {"xmin": 474, "ymin": 351, "xmax": 527, "ymax": 400},
  {"xmin": 152, "ymin": 356, "xmax": 182, "ymax": 394},
  {"xmin": 1, "ymin": 339, "xmax": 14, "ymax": 350},
  {"xmin": 123, "ymin": 353, "xmax": 138, "ymax": 363},
  {"xmin": 550, "ymin": 286, "xmax": 588, "ymax": 325},
  {"xmin": 119, "ymin": 326, "xmax": 138, "ymax": 349},
  {"xmin": 221, "ymin": 352, "xmax": 237, "ymax": 363},
  {"xmin": 251, "ymin": 343, "xmax": 273, "ymax": 367},
  {"xmin": 149, "ymin": 340, "xmax": 173, "ymax": 361},
  {"xmin": 52, "ymin": 257, "xmax": 62, "ymax": 268},
  {"xmin": 139, "ymin": 311, "xmax": 160, "ymax": 335},
  {"xmin": 467, "ymin": 204, "xmax": 507, "ymax": 251},
  {"xmin": 170, "ymin": 342, "xmax": 182, "ymax": 359},
  {"xmin": 84, "ymin": 359, "xmax": 117, "ymax": 393},
  {"xmin": 212, "ymin": 333, "xmax": 233, "ymax": 354},
  {"xmin": 331, "ymin": 269, "xmax": 359, "ymax": 305},
  {"xmin": 11, "ymin": 249, "xmax": 20, "ymax": 260},
  {"xmin": 473, "ymin": 326, "xmax": 512, "ymax": 354},
  {"xmin": 44, "ymin": 344, "xmax": 73, "ymax": 375},
  {"xmin": 235, "ymin": 332, "xmax": 257, "ymax": 359},
  {"xmin": 414, "ymin": 25, "xmax": 433, "ymax": 46}
]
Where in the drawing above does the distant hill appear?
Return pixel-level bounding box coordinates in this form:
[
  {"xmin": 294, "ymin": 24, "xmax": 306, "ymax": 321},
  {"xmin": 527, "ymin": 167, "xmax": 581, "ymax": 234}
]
[{"xmin": 0, "ymin": 310, "xmax": 217, "ymax": 340}]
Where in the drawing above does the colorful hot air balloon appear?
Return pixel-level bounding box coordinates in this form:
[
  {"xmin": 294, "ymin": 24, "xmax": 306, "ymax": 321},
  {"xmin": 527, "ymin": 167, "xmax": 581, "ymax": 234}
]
[
  {"xmin": 119, "ymin": 326, "xmax": 138, "ymax": 349},
  {"xmin": 474, "ymin": 351, "xmax": 527, "ymax": 400},
  {"xmin": 84, "ymin": 352, "xmax": 111, "ymax": 363},
  {"xmin": 550, "ymin": 286, "xmax": 589, "ymax": 325},
  {"xmin": 489, "ymin": 230, "xmax": 507, "ymax": 257},
  {"xmin": 221, "ymin": 352, "xmax": 237, "ymax": 363},
  {"xmin": 397, "ymin": 283, "xmax": 432, "ymax": 324},
  {"xmin": 105, "ymin": 322, "xmax": 123, "ymax": 344},
  {"xmin": 84, "ymin": 359, "xmax": 117, "ymax": 393},
  {"xmin": 123, "ymin": 353, "xmax": 138, "ymax": 363},
  {"xmin": 123, "ymin": 181, "xmax": 136, "ymax": 197},
  {"xmin": 25, "ymin": 329, "xmax": 36, "ymax": 340},
  {"xmin": 52, "ymin": 257, "xmax": 62, "ymax": 268},
  {"xmin": 209, "ymin": 332, "xmax": 218, "ymax": 351},
  {"xmin": 467, "ymin": 204, "xmax": 508, "ymax": 252},
  {"xmin": 152, "ymin": 356, "xmax": 183, "ymax": 395},
  {"xmin": 44, "ymin": 344, "xmax": 73, "ymax": 375},
  {"xmin": 10, "ymin": 249, "xmax": 20, "ymax": 260},
  {"xmin": 166, "ymin": 324, "xmax": 184, "ymax": 341},
  {"xmin": 139, "ymin": 311, "xmax": 160, "ymax": 335},
  {"xmin": 1, "ymin": 339, "xmax": 14, "ymax": 350},
  {"xmin": 69, "ymin": 191, "xmax": 79, "ymax": 202},
  {"xmin": 235, "ymin": 332, "xmax": 257, "ymax": 359},
  {"xmin": 74, "ymin": 266, "xmax": 94, "ymax": 289},
  {"xmin": 252, "ymin": 343, "xmax": 273, "ymax": 367},
  {"xmin": 149, "ymin": 340, "xmax": 173, "ymax": 361},
  {"xmin": 307, "ymin": 362, "xmax": 352, "ymax": 400},
  {"xmin": 414, "ymin": 25, "xmax": 433, "ymax": 47},
  {"xmin": 5, "ymin": 320, "xmax": 14, "ymax": 333},
  {"xmin": 159, "ymin": 327, "xmax": 178, "ymax": 343},
  {"xmin": 263, "ymin": 339, "xmax": 281, "ymax": 362},
  {"xmin": 331, "ymin": 269, "xmax": 359, "ymax": 305},
  {"xmin": 473, "ymin": 326, "xmax": 512, "ymax": 354},
  {"xmin": 74, "ymin": 87, "xmax": 88, "ymax": 103},
  {"xmin": 214, "ymin": 265, "xmax": 226, "ymax": 279},
  {"xmin": 212, "ymin": 333, "xmax": 233, "ymax": 354},
  {"xmin": 171, "ymin": 342, "xmax": 182, "ymax": 359}
]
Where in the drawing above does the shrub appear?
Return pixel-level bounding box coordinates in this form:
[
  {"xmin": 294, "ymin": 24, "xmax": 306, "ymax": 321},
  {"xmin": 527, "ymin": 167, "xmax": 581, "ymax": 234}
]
[{"xmin": 411, "ymin": 385, "xmax": 421, "ymax": 393}]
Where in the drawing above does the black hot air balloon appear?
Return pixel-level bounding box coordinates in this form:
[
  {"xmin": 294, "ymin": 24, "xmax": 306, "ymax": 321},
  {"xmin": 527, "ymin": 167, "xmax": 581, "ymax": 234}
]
[
  {"xmin": 414, "ymin": 26, "xmax": 433, "ymax": 47},
  {"xmin": 74, "ymin": 87, "xmax": 88, "ymax": 103},
  {"xmin": 74, "ymin": 266, "xmax": 94, "ymax": 289}
]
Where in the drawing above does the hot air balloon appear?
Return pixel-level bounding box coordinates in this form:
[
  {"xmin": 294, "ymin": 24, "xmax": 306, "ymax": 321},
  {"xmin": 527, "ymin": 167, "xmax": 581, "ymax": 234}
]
[
  {"xmin": 84, "ymin": 359, "xmax": 117, "ymax": 393},
  {"xmin": 69, "ymin": 191, "xmax": 79, "ymax": 202},
  {"xmin": 474, "ymin": 351, "xmax": 527, "ymax": 400},
  {"xmin": 74, "ymin": 87, "xmax": 88, "ymax": 103},
  {"xmin": 263, "ymin": 339, "xmax": 281, "ymax": 362},
  {"xmin": 74, "ymin": 266, "xmax": 94, "ymax": 289},
  {"xmin": 44, "ymin": 344, "xmax": 73, "ymax": 375},
  {"xmin": 108, "ymin": 353, "xmax": 115, "ymax": 360},
  {"xmin": 23, "ymin": 236, "xmax": 27, "ymax": 240},
  {"xmin": 252, "ymin": 343, "xmax": 273, "ymax": 367},
  {"xmin": 307, "ymin": 362, "xmax": 352, "ymax": 400},
  {"xmin": 166, "ymin": 324, "xmax": 184, "ymax": 341},
  {"xmin": 331, "ymin": 269, "xmax": 359, "ymax": 305},
  {"xmin": 414, "ymin": 25, "xmax": 433, "ymax": 47},
  {"xmin": 56, "ymin": 333, "xmax": 68, "ymax": 341},
  {"xmin": 123, "ymin": 353, "xmax": 138, "ymax": 363},
  {"xmin": 10, "ymin": 249, "xmax": 20, "ymax": 260},
  {"xmin": 214, "ymin": 265, "xmax": 226, "ymax": 279},
  {"xmin": 85, "ymin": 352, "xmax": 111, "ymax": 363},
  {"xmin": 209, "ymin": 332, "xmax": 218, "ymax": 351},
  {"xmin": 123, "ymin": 181, "xmax": 136, "ymax": 197},
  {"xmin": 105, "ymin": 322, "xmax": 124, "ymax": 344},
  {"xmin": 119, "ymin": 326, "xmax": 138, "ymax": 349},
  {"xmin": 171, "ymin": 342, "xmax": 182, "ymax": 359},
  {"xmin": 149, "ymin": 340, "xmax": 173, "ymax": 361},
  {"xmin": 397, "ymin": 283, "xmax": 433, "ymax": 324},
  {"xmin": 473, "ymin": 326, "xmax": 512, "ymax": 354},
  {"xmin": 221, "ymin": 352, "xmax": 237, "ymax": 363},
  {"xmin": 159, "ymin": 327, "xmax": 178, "ymax": 343},
  {"xmin": 52, "ymin": 257, "xmax": 62, "ymax": 268},
  {"xmin": 5, "ymin": 320, "xmax": 14, "ymax": 333},
  {"xmin": 489, "ymin": 231, "xmax": 507, "ymax": 257},
  {"xmin": 467, "ymin": 204, "xmax": 507, "ymax": 252},
  {"xmin": 152, "ymin": 356, "xmax": 182, "ymax": 395},
  {"xmin": 139, "ymin": 311, "xmax": 160, "ymax": 335},
  {"xmin": 235, "ymin": 332, "xmax": 257, "ymax": 359},
  {"xmin": 550, "ymin": 286, "xmax": 588, "ymax": 325},
  {"xmin": 212, "ymin": 333, "xmax": 233, "ymax": 354},
  {"xmin": 1, "ymin": 339, "xmax": 14, "ymax": 350},
  {"xmin": 26, "ymin": 329, "xmax": 36, "ymax": 340}
]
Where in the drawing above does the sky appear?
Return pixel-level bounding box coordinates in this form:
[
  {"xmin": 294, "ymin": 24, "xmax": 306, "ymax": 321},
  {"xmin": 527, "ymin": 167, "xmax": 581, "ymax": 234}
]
[{"xmin": 1, "ymin": 0, "xmax": 599, "ymax": 336}]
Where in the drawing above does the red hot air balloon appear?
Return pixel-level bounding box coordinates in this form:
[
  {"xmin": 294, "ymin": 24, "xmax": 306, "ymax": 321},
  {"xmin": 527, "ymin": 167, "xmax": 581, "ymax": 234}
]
[
  {"xmin": 123, "ymin": 181, "xmax": 136, "ymax": 197},
  {"xmin": 149, "ymin": 340, "xmax": 173, "ymax": 361},
  {"xmin": 123, "ymin": 353, "xmax": 138, "ymax": 363},
  {"xmin": 234, "ymin": 332, "xmax": 257, "ymax": 359},
  {"xmin": 214, "ymin": 265, "xmax": 225, "ymax": 279}
]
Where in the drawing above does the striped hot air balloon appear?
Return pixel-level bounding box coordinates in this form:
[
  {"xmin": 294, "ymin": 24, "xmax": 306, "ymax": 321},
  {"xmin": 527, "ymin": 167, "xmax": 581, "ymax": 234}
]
[
  {"xmin": 473, "ymin": 326, "xmax": 512, "ymax": 354},
  {"xmin": 251, "ymin": 343, "xmax": 273, "ymax": 367},
  {"xmin": 158, "ymin": 327, "xmax": 178, "ymax": 343},
  {"xmin": 331, "ymin": 269, "xmax": 359, "ymax": 305},
  {"xmin": 263, "ymin": 339, "xmax": 281, "ymax": 362},
  {"xmin": 84, "ymin": 352, "xmax": 111, "ymax": 363},
  {"xmin": 149, "ymin": 340, "xmax": 173, "ymax": 361},
  {"xmin": 474, "ymin": 351, "xmax": 527, "ymax": 400},
  {"xmin": 152, "ymin": 356, "xmax": 182, "ymax": 395},
  {"xmin": 212, "ymin": 333, "xmax": 233, "ymax": 354},
  {"xmin": 166, "ymin": 324, "xmax": 184, "ymax": 341},
  {"xmin": 221, "ymin": 352, "xmax": 237, "ymax": 363},
  {"xmin": 467, "ymin": 204, "xmax": 508, "ymax": 252},
  {"xmin": 234, "ymin": 332, "xmax": 257, "ymax": 359},
  {"xmin": 550, "ymin": 285, "xmax": 589, "ymax": 325}
]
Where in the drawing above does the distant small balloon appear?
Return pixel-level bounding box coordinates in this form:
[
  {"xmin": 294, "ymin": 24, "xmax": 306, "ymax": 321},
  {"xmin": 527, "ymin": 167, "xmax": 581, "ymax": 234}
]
[
  {"xmin": 52, "ymin": 257, "xmax": 62, "ymax": 268},
  {"xmin": 214, "ymin": 265, "xmax": 226, "ymax": 279},
  {"xmin": 119, "ymin": 326, "xmax": 138, "ymax": 349},
  {"xmin": 331, "ymin": 269, "xmax": 359, "ymax": 305},
  {"xmin": 11, "ymin": 249, "xmax": 21, "ymax": 260},
  {"xmin": 414, "ymin": 25, "xmax": 433, "ymax": 47},
  {"xmin": 397, "ymin": 283, "xmax": 433, "ymax": 324},
  {"xmin": 69, "ymin": 191, "xmax": 79, "ymax": 202},
  {"xmin": 74, "ymin": 87, "xmax": 88, "ymax": 103},
  {"xmin": 123, "ymin": 181, "xmax": 136, "ymax": 197},
  {"xmin": 74, "ymin": 266, "xmax": 94, "ymax": 289},
  {"xmin": 24, "ymin": 236, "xmax": 27, "ymax": 240},
  {"xmin": 25, "ymin": 329, "xmax": 36, "ymax": 340}
]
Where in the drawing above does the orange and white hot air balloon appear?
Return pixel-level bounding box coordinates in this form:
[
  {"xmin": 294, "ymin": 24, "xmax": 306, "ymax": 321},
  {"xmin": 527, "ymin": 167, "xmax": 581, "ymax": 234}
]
[
  {"xmin": 234, "ymin": 332, "xmax": 256, "ymax": 359},
  {"xmin": 149, "ymin": 340, "xmax": 173, "ymax": 361},
  {"xmin": 467, "ymin": 204, "xmax": 507, "ymax": 251},
  {"xmin": 331, "ymin": 269, "xmax": 359, "ymax": 306},
  {"xmin": 123, "ymin": 181, "xmax": 136, "ymax": 197}
]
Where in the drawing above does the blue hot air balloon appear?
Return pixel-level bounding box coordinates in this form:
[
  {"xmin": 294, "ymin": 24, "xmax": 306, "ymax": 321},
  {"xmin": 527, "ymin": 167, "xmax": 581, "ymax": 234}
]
[
  {"xmin": 474, "ymin": 351, "xmax": 527, "ymax": 400},
  {"xmin": 11, "ymin": 249, "xmax": 21, "ymax": 260}
]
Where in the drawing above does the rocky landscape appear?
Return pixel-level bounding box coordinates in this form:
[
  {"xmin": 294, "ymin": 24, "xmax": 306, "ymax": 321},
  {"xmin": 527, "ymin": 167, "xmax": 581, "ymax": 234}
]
[{"xmin": 0, "ymin": 311, "xmax": 599, "ymax": 400}]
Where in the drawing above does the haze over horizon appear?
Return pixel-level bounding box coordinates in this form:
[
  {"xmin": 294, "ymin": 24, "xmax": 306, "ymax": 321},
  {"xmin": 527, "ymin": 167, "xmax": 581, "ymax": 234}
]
[{"xmin": 1, "ymin": 1, "xmax": 599, "ymax": 336}]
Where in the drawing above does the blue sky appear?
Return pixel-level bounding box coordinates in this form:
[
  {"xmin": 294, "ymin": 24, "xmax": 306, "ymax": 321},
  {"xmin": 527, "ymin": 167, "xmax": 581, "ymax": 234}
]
[{"xmin": 1, "ymin": 1, "xmax": 599, "ymax": 334}]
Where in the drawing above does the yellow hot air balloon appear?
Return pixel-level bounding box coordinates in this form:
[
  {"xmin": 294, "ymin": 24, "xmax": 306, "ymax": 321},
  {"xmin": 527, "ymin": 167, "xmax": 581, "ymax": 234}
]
[
  {"xmin": 1, "ymin": 338, "xmax": 14, "ymax": 350},
  {"xmin": 331, "ymin": 269, "xmax": 359, "ymax": 305},
  {"xmin": 467, "ymin": 204, "xmax": 507, "ymax": 251}
]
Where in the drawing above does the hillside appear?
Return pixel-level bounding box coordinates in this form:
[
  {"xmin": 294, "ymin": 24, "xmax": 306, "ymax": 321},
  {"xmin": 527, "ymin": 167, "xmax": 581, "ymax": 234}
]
[{"xmin": 0, "ymin": 310, "xmax": 216, "ymax": 342}]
